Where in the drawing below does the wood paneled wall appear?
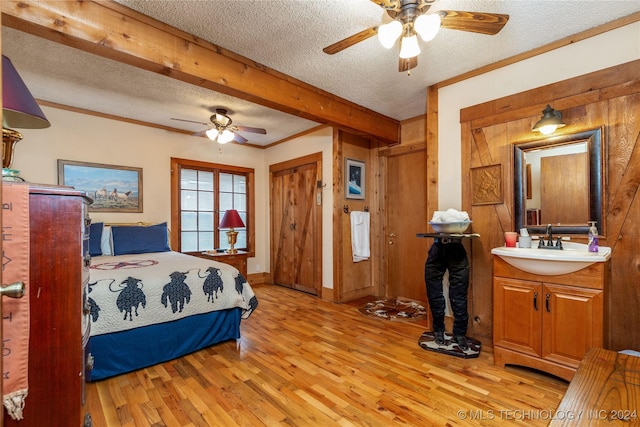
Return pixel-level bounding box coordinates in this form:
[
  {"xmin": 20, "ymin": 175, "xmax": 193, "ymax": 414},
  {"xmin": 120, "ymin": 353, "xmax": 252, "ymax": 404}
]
[
  {"xmin": 332, "ymin": 130, "xmax": 381, "ymax": 302},
  {"xmin": 460, "ymin": 59, "xmax": 640, "ymax": 351},
  {"xmin": 332, "ymin": 119, "xmax": 432, "ymax": 303}
]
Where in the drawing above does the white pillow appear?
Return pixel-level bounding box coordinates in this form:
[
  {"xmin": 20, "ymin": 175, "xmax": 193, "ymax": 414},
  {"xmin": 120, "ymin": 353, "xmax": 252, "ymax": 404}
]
[{"xmin": 100, "ymin": 225, "xmax": 113, "ymax": 256}]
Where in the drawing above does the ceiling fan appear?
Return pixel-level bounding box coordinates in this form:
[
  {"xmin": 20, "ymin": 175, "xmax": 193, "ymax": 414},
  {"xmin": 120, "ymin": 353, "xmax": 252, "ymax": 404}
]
[
  {"xmin": 172, "ymin": 108, "xmax": 266, "ymax": 144},
  {"xmin": 323, "ymin": 0, "xmax": 509, "ymax": 73}
]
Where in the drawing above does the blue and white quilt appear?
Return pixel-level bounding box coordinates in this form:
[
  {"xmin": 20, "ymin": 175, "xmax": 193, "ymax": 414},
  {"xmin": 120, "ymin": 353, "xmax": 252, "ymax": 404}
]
[{"xmin": 88, "ymin": 251, "xmax": 258, "ymax": 336}]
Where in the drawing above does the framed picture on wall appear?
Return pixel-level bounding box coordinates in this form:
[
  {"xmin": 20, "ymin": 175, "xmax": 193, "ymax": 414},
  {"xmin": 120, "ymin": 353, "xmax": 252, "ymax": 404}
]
[
  {"xmin": 58, "ymin": 159, "xmax": 143, "ymax": 212},
  {"xmin": 471, "ymin": 163, "xmax": 503, "ymax": 205},
  {"xmin": 345, "ymin": 158, "xmax": 365, "ymax": 200}
]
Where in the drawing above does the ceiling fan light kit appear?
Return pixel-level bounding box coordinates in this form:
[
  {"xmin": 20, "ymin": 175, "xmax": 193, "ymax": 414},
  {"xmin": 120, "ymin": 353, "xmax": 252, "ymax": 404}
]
[
  {"xmin": 323, "ymin": 0, "xmax": 509, "ymax": 73},
  {"xmin": 399, "ymin": 33, "xmax": 420, "ymax": 59},
  {"xmin": 217, "ymin": 129, "xmax": 235, "ymax": 144},
  {"xmin": 204, "ymin": 126, "xmax": 234, "ymax": 144},
  {"xmin": 205, "ymin": 128, "xmax": 219, "ymax": 140},
  {"xmin": 377, "ymin": 20, "xmax": 403, "ymax": 48},
  {"xmin": 172, "ymin": 108, "xmax": 266, "ymax": 145},
  {"xmin": 414, "ymin": 13, "xmax": 441, "ymax": 42}
]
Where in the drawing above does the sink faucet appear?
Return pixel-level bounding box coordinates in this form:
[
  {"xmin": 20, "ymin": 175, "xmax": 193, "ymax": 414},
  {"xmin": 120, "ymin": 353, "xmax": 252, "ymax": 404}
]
[
  {"xmin": 546, "ymin": 224, "xmax": 553, "ymax": 246},
  {"xmin": 539, "ymin": 224, "xmax": 563, "ymax": 249}
]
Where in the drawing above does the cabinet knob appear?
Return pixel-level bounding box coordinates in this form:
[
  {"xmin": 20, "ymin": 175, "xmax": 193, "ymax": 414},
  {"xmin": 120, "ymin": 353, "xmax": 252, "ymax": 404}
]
[{"xmin": 0, "ymin": 281, "xmax": 24, "ymax": 299}]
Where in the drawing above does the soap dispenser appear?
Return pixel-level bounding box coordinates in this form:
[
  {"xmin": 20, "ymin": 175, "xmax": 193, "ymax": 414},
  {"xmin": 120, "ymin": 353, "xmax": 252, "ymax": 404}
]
[{"xmin": 588, "ymin": 221, "xmax": 599, "ymax": 253}]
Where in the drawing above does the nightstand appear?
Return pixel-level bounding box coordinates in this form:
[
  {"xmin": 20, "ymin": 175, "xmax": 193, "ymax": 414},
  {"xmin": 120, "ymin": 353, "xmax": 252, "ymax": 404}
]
[{"xmin": 195, "ymin": 250, "xmax": 249, "ymax": 278}]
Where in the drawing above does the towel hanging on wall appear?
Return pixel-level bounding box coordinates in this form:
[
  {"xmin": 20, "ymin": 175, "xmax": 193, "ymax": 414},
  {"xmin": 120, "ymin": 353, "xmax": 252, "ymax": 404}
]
[{"xmin": 350, "ymin": 211, "xmax": 370, "ymax": 262}]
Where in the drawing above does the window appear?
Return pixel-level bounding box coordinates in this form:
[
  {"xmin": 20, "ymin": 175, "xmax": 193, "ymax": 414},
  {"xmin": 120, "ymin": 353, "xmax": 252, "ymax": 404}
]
[{"xmin": 171, "ymin": 158, "xmax": 254, "ymax": 254}]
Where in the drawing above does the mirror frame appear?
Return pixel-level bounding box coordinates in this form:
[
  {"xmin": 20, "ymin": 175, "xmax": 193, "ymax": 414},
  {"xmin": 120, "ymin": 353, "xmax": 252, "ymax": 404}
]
[{"xmin": 514, "ymin": 127, "xmax": 604, "ymax": 235}]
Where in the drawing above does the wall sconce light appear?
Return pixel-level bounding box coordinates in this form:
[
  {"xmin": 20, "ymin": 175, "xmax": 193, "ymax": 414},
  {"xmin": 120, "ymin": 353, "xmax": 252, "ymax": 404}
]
[
  {"xmin": 219, "ymin": 209, "xmax": 245, "ymax": 254},
  {"xmin": 532, "ymin": 104, "xmax": 566, "ymax": 135},
  {"xmin": 2, "ymin": 55, "xmax": 51, "ymax": 178}
]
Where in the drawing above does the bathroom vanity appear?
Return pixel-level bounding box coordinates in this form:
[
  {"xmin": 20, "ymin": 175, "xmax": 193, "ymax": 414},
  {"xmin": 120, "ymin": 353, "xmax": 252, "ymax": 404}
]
[{"xmin": 492, "ymin": 248, "xmax": 610, "ymax": 381}]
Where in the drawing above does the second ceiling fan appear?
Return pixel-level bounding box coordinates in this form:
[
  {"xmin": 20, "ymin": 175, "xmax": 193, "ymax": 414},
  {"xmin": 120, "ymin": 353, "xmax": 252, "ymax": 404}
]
[
  {"xmin": 323, "ymin": 0, "xmax": 509, "ymax": 73},
  {"xmin": 172, "ymin": 108, "xmax": 266, "ymax": 144}
]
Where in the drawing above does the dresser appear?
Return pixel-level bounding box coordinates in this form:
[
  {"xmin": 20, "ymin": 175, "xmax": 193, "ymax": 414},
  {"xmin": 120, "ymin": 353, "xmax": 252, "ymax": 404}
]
[{"xmin": 3, "ymin": 185, "xmax": 93, "ymax": 427}]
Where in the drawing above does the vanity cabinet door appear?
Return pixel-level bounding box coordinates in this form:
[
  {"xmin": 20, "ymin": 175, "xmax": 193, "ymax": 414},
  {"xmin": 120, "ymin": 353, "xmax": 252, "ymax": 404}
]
[
  {"xmin": 492, "ymin": 257, "xmax": 607, "ymax": 381},
  {"xmin": 493, "ymin": 277, "xmax": 542, "ymax": 358},
  {"xmin": 542, "ymin": 283, "xmax": 604, "ymax": 368}
]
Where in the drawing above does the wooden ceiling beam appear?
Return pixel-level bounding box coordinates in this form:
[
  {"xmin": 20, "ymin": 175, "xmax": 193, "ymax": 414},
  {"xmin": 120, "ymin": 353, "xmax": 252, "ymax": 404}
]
[{"xmin": 1, "ymin": 0, "xmax": 400, "ymax": 145}]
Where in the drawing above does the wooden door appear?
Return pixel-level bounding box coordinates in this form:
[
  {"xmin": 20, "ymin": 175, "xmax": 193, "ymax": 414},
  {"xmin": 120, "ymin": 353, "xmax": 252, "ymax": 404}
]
[
  {"xmin": 493, "ymin": 277, "xmax": 541, "ymax": 357},
  {"xmin": 542, "ymin": 283, "xmax": 603, "ymax": 368},
  {"xmin": 272, "ymin": 169, "xmax": 296, "ymax": 287},
  {"xmin": 383, "ymin": 149, "xmax": 429, "ymax": 302},
  {"xmin": 271, "ymin": 156, "xmax": 322, "ymax": 295}
]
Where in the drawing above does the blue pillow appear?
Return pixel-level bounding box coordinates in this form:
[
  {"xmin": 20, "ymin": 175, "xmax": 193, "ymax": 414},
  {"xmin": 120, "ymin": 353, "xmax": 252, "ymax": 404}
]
[
  {"xmin": 89, "ymin": 222, "xmax": 104, "ymax": 256},
  {"xmin": 111, "ymin": 222, "xmax": 170, "ymax": 255}
]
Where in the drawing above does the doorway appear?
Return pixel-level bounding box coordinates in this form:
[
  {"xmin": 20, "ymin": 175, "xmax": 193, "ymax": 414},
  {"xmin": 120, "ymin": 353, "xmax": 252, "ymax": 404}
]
[{"xmin": 382, "ymin": 148, "xmax": 430, "ymax": 302}]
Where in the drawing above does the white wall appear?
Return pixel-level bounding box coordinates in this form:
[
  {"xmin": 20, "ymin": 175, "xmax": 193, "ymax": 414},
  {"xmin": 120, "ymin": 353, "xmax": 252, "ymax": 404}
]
[
  {"xmin": 438, "ymin": 22, "xmax": 640, "ymax": 211},
  {"xmin": 13, "ymin": 106, "xmax": 269, "ymax": 274},
  {"xmin": 264, "ymin": 127, "xmax": 334, "ymax": 288}
]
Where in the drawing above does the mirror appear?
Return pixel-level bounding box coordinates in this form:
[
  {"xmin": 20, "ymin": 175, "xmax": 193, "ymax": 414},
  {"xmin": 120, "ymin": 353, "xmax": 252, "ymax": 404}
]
[{"xmin": 514, "ymin": 127, "xmax": 604, "ymax": 235}]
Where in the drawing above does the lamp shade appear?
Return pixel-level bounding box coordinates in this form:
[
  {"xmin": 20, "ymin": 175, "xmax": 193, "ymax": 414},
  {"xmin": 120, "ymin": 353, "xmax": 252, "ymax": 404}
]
[
  {"xmin": 399, "ymin": 34, "xmax": 420, "ymax": 59},
  {"xmin": 217, "ymin": 129, "xmax": 235, "ymax": 144},
  {"xmin": 205, "ymin": 128, "xmax": 219, "ymax": 140},
  {"xmin": 414, "ymin": 14, "xmax": 441, "ymax": 42},
  {"xmin": 2, "ymin": 55, "xmax": 50, "ymax": 129},
  {"xmin": 219, "ymin": 209, "xmax": 245, "ymax": 229},
  {"xmin": 377, "ymin": 20, "xmax": 403, "ymax": 49}
]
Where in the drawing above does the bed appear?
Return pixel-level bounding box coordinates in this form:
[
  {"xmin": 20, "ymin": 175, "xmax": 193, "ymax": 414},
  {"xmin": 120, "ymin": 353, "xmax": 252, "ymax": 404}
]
[{"xmin": 87, "ymin": 222, "xmax": 258, "ymax": 381}]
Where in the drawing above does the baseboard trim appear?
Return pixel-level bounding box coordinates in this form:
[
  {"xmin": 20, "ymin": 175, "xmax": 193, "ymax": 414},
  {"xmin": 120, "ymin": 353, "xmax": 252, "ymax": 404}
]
[{"xmin": 246, "ymin": 271, "xmax": 271, "ymax": 285}]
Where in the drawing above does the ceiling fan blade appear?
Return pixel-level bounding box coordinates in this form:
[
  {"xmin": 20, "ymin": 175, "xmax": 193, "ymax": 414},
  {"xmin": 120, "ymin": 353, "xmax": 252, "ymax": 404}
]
[
  {"xmin": 235, "ymin": 125, "xmax": 267, "ymax": 135},
  {"xmin": 233, "ymin": 133, "xmax": 248, "ymax": 144},
  {"xmin": 193, "ymin": 129, "xmax": 208, "ymax": 137},
  {"xmin": 438, "ymin": 11, "xmax": 509, "ymax": 35},
  {"xmin": 398, "ymin": 56, "xmax": 418, "ymax": 73},
  {"xmin": 323, "ymin": 27, "xmax": 378, "ymax": 55},
  {"xmin": 171, "ymin": 117, "xmax": 209, "ymax": 126}
]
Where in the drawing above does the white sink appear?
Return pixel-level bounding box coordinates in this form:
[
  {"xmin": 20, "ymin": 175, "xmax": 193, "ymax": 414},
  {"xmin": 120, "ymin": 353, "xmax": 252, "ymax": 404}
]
[{"xmin": 491, "ymin": 241, "xmax": 611, "ymax": 275}]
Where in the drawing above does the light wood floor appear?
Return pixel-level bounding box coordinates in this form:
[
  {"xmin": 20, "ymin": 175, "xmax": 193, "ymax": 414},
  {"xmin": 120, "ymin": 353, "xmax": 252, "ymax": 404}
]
[{"xmin": 86, "ymin": 283, "xmax": 568, "ymax": 426}]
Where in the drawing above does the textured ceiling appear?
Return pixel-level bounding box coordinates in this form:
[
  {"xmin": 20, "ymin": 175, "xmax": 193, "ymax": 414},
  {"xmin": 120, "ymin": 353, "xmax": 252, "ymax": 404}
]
[{"xmin": 2, "ymin": 0, "xmax": 639, "ymax": 146}]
